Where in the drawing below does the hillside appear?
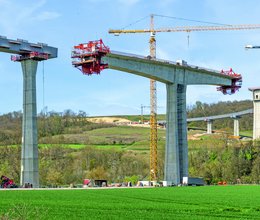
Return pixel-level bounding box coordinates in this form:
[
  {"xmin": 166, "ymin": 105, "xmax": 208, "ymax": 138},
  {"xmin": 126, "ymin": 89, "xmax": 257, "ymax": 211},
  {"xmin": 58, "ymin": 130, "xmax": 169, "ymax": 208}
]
[
  {"xmin": 0, "ymin": 100, "xmax": 253, "ymax": 146},
  {"xmin": 0, "ymin": 100, "xmax": 259, "ymax": 186}
]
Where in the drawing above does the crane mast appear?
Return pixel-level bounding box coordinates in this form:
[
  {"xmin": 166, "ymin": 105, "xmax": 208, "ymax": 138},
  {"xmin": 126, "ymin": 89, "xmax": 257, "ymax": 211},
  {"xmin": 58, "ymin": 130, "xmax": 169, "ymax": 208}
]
[{"xmin": 149, "ymin": 14, "xmax": 158, "ymax": 181}]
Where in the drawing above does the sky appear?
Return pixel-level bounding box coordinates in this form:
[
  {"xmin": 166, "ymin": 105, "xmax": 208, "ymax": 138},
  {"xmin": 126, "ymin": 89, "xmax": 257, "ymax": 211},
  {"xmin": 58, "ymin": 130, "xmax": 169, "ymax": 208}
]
[{"xmin": 0, "ymin": 0, "xmax": 260, "ymax": 116}]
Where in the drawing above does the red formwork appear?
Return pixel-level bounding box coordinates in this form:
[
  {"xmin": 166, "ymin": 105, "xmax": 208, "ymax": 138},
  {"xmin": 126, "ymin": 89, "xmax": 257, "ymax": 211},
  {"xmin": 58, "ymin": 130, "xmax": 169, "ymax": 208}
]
[
  {"xmin": 217, "ymin": 68, "xmax": 242, "ymax": 95},
  {"xmin": 11, "ymin": 51, "xmax": 49, "ymax": 62},
  {"xmin": 71, "ymin": 39, "xmax": 110, "ymax": 75}
]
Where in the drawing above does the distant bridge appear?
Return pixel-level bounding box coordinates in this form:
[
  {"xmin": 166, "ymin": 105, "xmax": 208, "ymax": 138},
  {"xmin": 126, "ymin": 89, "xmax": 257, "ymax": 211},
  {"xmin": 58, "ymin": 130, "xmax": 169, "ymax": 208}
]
[
  {"xmin": 158, "ymin": 108, "xmax": 253, "ymax": 136},
  {"xmin": 187, "ymin": 108, "xmax": 253, "ymax": 122}
]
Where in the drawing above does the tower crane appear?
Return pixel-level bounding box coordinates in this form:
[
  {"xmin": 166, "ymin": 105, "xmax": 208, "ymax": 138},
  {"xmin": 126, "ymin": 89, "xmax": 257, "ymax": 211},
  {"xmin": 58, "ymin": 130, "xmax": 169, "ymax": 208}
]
[
  {"xmin": 245, "ymin": 45, "xmax": 260, "ymax": 49},
  {"xmin": 109, "ymin": 15, "xmax": 260, "ymax": 182}
]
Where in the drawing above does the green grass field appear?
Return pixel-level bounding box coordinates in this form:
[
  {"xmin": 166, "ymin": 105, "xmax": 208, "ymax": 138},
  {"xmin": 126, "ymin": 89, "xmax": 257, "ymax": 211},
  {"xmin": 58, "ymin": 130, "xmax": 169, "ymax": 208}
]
[
  {"xmin": 1, "ymin": 186, "xmax": 260, "ymax": 219},
  {"xmin": 239, "ymin": 130, "xmax": 253, "ymax": 137}
]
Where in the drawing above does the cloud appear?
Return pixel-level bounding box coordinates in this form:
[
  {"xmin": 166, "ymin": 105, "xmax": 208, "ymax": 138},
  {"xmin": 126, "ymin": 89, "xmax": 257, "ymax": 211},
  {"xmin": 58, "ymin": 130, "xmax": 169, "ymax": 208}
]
[
  {"xmin": 156, "ymin": 0, "xmax": 177, "ymax": 7},
  {"xmin": 117, "ymin": 0, "xmax": 140, "ymax": 6},
  {"xmin": 87, "ymin": 0, "xmax": 140, "ymax": 6},
  {"xmin": 156, "ymin": 47, "xmax": 172, "ymax": 60},
  {"xmin": 0, "ymin": 0, "xmax": 60, "ymax": 35},
  {"xmin": 33, "ymin": 11, "xmax": 61, "ymax": 21}
]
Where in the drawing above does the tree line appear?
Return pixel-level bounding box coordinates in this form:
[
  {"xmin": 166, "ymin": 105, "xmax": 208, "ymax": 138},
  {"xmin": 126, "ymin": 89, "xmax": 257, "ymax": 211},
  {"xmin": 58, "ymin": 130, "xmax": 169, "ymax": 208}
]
[
  {"xmin": 0, "ymin": 100, "xmax": 259, "ymax": 186},
  {"xmin": 0, "ymin": 140, "xmax": 259, "ymax": 186},
  {"xmin": 0, "ymin": 146, "xmax": 149, "ymax": 186}
]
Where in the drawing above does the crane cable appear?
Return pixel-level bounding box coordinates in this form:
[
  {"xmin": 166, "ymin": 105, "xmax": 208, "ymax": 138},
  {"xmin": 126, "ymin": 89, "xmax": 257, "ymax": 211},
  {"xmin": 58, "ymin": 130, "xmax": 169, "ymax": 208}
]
[
  {"xmin": 121, "ymin": 15, "xmax": 150, "ymax": 30},
  {"xmin": 120, "ymin": 14, "xmax": 231, "ymax": 31},
  {"xmin": 119, "ymin": 14, "xmax": 231, "ymax": 48},
  {"xmin": 42, "ymin": 60, "xmax": 45, "ymax": 114},
  {"xmin": 42, "ymin": 60, "xmax": 47, "ymax": 137},
  {"xmin": 153, "ymin": 14, "xmax": 231, "ymax": 26}
]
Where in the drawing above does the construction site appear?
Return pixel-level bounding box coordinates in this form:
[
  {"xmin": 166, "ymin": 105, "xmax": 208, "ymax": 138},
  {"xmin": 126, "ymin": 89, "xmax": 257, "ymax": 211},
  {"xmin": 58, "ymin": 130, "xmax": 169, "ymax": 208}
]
[
  {"xmin": 0, "ymin": 12, "xmax": 260, "ymax": 188},
  {"xmin": 1, "ymin": 1, "xmax": 260, "ymax": 217}
]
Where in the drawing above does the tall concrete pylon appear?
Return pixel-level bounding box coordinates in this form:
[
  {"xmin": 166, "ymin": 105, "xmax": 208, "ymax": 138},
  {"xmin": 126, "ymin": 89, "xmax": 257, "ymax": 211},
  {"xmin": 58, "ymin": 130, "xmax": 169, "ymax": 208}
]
[
  {"xmin": 20, "ymin": 60, "xmax": 39, "ymax": 187},
  {"xmin": 0, "ymin": 36, "xmax": 57, "ymax": 188},
  {"xmin": 249, "ymin": 87, "xmax": 260, "ymax": 140},
  {"xmin": 103, "ymin": 52, "xmax": 235, "ymax": 185},
  {"xmin": 165, "ymin": 84, "xmax": 188, "ymax": 183}
]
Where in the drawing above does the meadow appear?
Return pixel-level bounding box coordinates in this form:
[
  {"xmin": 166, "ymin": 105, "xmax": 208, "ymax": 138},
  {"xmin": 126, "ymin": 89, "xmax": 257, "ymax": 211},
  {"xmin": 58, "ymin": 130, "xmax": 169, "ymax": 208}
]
[{"xmin": 0, "ymin": 185, "xmax": 260, "ymax": 219}]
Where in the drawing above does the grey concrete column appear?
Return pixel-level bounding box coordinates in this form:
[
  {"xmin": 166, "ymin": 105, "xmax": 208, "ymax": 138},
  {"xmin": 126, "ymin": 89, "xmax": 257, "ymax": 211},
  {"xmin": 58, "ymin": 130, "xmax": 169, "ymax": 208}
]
[
  {"xmin": 233, "ymin": 118, "xmax": 240, "ymax": 137},
  {"xmin": 253, "ymin": 102, "xmax": 260, "ymax": 139},
  {"xmin": 20, "ymin": 60, "xmax": 39, "ymax": 188},
  {"xmin": 206, "ymin": 120, "xmax": 213, "ymax": 134},
  {"xmin": 164, "ymin": 83, "xmax": 188, "ymax": 185},
  {"xmin": 249, "ymin": 88, "xmax": 260, "ymax": 140}
]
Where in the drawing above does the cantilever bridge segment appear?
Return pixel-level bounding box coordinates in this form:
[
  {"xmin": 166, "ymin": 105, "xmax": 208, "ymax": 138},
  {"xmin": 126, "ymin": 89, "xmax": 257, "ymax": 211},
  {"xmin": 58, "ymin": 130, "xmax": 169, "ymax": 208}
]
[
  {"xmin": 0, "ymin": 35, "xmax": 57, "ymax": 188},
  {"xmin": 103, "ymin": 51, "xmax": 239, "ymax": 185},
  {"xmin": 72, "ymin": 41, "xmax": 241, "ymax": 186}
]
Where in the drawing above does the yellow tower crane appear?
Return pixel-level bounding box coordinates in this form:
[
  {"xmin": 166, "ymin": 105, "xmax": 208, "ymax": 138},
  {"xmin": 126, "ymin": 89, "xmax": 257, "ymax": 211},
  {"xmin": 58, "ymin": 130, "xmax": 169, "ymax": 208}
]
[{"xmin": 109, "ymin": 14, "xmax": 260, "ymax": 182}]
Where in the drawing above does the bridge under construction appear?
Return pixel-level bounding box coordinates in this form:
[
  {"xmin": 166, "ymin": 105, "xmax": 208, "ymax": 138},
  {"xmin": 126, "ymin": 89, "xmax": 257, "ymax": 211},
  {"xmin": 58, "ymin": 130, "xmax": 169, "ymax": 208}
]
[
  {"xmin": 71, "ymin": 40, "xmax": 242, "ymax": 185},
  {"xmin": 0, "ymin": 35, "xmax": 254, "ymax": 187}
]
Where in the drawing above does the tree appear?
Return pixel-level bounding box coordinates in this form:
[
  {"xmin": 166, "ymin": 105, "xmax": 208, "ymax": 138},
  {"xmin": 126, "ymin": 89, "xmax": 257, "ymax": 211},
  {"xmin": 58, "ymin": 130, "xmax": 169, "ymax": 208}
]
[
  {"xmin": 87, "ymin": 166, "xmax": 108, "ymax": 180},
  {"xmin": 46, "ymin": 169, "xmax": 63, "ymax": 186},
  {"xmin": 251, "ymin": 155, "xmax": 260, "ymax": 184}
]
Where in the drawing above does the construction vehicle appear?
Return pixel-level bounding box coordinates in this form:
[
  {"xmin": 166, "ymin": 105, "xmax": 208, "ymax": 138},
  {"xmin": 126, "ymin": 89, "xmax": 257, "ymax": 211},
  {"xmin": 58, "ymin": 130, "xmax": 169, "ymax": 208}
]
[{"xmin": 0, "ymin": 175, "xmax": 17, "ymax": 188}]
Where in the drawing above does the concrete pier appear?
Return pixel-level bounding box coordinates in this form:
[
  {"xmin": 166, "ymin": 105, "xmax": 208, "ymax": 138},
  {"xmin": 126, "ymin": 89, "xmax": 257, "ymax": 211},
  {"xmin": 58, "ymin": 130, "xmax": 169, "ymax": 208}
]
[
  {"xmin": 233, "ymin": 116, "xmax": 240, "ymax": 137},
  {"xmin": 206, "ymin": 119, "xmax": 213, "ymax": 134},
  {"xmin": 249, "ymin": 87, "xmax": 260, "ymax": 140},
  {"xmin": 20, "ymin": 60, "xmax": 39, "ymax": 188},
  {"xmin": 103, "ymin": 51, "xmax": 234, "ymax": 185},
  {"xmin": 0, "ymin": 36, "xmax": 57, "ymax": 187},
  {"xmin": 164, "ymin": 84, "xmax": 188, "ymax": 185}
]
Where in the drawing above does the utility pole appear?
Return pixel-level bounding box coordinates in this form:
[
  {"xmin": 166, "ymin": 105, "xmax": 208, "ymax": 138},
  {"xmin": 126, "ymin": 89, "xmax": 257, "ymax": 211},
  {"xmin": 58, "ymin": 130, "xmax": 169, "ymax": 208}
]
[{"xmin": 140, "ymin": 104, "xmax": 150, "ymax": 124}]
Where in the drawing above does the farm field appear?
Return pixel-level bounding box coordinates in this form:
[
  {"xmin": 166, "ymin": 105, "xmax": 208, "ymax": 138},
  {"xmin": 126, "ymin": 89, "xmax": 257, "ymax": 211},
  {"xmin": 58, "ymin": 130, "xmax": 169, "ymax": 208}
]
[
  {"xmin": 0, "ymin": 185, "xmax": 260, "ymax": 219},
  {"xmin": 39, "ymin": 126, "xmax": 166, "ymax": 151}
]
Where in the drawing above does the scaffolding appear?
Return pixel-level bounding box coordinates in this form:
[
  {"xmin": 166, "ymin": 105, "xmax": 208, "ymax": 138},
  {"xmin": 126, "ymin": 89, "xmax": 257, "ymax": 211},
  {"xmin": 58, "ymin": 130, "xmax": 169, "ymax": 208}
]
[
  {"xmin": 71, "ymin": 39, "xmax": 110, "ymax": 75},
  {"xmin": 11, "ymin": 51, "xmax": 49, "ymax": 62},
  {"xmin": 217, "ymin": 68, "xmax": 242, "ymax": 95}
]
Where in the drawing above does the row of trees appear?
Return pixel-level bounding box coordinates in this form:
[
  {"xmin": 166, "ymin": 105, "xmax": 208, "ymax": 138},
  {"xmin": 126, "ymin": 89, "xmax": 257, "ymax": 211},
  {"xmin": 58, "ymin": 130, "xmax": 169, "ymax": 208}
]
[
  {"xmin": 189, "ymin": 140, "xmax": 260, "ymax": 184},
  {"xmin": 0, "ymin": 146, "xmax": 149, "ymax": 186},
  {"xmin": 0, "ymin": 140, "xmax": 259, "ymax": 186},
  {"xmin": 0, "ymin": 100, "xmax": 259, "ymax": 186},
  {"xmin": 0, "ymin": 100, "xmax": 253, "ymax": 146},
  {"xmin": 0, "ymin": 109, "xmax": 115, "ymax": 146}
]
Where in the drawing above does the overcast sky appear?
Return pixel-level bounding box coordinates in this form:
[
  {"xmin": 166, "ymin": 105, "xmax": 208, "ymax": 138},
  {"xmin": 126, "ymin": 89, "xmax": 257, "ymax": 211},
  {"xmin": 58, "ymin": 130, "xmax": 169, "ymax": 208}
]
[{"xmin": 0, "ymin": 0, "xmax": 260, "ymax": 116}]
